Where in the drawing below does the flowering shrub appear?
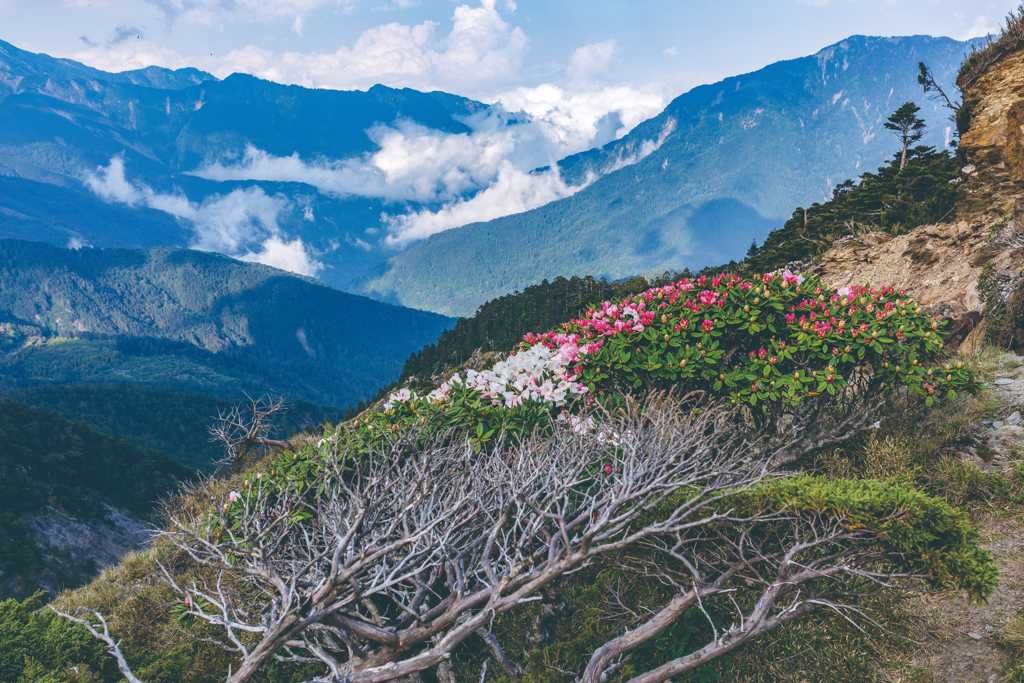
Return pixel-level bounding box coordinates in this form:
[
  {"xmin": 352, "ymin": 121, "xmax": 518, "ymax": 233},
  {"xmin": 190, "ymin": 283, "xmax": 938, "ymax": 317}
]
[
  {"xmin": 387, "ymin": 270, "xmax": 973, "ymax": 417},
  {"xmin": 97, "ymin": 271, "xmax": 992, "ymax": 683},
  {"xmin": 387, "ymin": 340, "xmax": 590, "ymax": 410},
  {"xmin": 220, "ymin": 269, "xmax": 976, "ymax": 524}
]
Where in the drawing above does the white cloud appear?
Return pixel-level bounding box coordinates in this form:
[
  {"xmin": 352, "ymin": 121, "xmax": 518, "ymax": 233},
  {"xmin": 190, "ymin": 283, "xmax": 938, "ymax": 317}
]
[
  {"xmin": 208, "ymin": 0, "xmax": 525, "ymax": 92},
  {"xmin": 143, "ymin": 0, "xmax": 354, "ymax": 26},
  {"xmin": 84, "ymin": 156, "xmax": 321, "ymax": 275},
  {"xmin": 192, "ymin": 118, "xmax": 525, "ymax": 202},
  {"xmin": 84, "ymin": 155, "xmax": 143, "ymax": 203},
  {"xmin": 490, "ymin": 84, "xmax": 666, "ymax": 152},
  {"xmin": 567, "ymin": 40, "xmax": 616, "ymax": 82},
  {"xmin": 960, "ymin": 15, "xmax": 998, "ymax": 40},
  {"xmin": 382, "ymin": 162, "xmax": 581, "ymax": 246},
  {"xmin": 192, "ymin": 83, "xmax": 666, "ymax": 211},
  {"xmin": 191, "ymin": 86, "xmax": 669, "ymax": 247},
  {"xmin": 73, "ymin": 38, "xmax": 192, "ymax": 73},
  {"xmin": 239, "ymin": 235, "xmax": 321, "ymax": 275},
  {"xmin": 382, "ymin": 117, "xmax": 675, "ymax": 246}
]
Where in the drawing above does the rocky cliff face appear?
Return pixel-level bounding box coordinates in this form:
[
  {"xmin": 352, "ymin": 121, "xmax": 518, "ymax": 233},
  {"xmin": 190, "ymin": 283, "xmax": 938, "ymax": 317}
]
[
  {"xmin": 817, "ymin": 44, "xmax": 1024, "ymax": 351},
  {"xmin": 959, "ymin": 48, "xmax": 1024, "ymax": 224}
]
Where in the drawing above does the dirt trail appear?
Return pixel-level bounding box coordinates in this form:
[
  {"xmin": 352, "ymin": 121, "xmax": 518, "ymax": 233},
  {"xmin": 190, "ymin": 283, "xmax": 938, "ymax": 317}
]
[{"xmin": 911, "ymin": 354, "xmax": 1024, "ymax": 682}]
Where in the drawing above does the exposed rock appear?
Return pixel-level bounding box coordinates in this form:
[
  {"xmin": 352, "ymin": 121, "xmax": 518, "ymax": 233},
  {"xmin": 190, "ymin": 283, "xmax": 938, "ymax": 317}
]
[
  {"xmin": 815, "ymin": 223, "xmax": 983, "ymax": 312},
  {"xmin": 815, "ymin": 40, "xmax": 1024, "ymax": 353},
  {"xmin": 814, "ymin": 221, "xmax": 996, "ymax": 350},
  {"xmin": 959, "ymin": 48, "xmax": 1024, "ymax": 224},
  {"xmin": 22, "ymin": 504, "xmax": 151, "ymax": 594}
]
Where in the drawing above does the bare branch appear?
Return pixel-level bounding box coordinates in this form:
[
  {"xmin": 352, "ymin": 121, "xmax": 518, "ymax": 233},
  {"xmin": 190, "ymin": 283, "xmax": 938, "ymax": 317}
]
[
  {"xmin": 210, "ymin": 394, "xmax": 290, "ymax": 465},
  {"xmin": 50, "ymin": 607, "xmax": 145, "ymax": 683}
]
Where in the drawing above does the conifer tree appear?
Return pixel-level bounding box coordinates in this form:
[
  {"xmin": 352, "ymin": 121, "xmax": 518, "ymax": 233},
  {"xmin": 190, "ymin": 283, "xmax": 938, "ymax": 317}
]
[{"xmin": 885, "ymin": 101, "xmax": 927, "ymax": 171}]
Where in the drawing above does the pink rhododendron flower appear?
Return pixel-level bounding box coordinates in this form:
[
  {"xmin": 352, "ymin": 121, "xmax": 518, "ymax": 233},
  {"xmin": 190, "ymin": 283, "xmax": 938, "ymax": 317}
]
[{"xmin": 782, "ymin": 269, "xmax": 804, "ymax": 285}]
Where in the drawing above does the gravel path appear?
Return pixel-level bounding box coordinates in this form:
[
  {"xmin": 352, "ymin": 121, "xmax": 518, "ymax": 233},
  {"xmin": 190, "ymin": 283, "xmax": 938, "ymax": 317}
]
[{"xmin": 911, "ymin": 354, "xmax": 1024, "ymax": 682}]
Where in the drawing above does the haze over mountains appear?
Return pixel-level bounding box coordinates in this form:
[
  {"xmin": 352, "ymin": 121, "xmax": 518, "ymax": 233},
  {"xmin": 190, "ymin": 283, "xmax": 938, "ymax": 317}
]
[{"xmin": 0, "ymin": 33, "xmax": 978, "ymax": 318}]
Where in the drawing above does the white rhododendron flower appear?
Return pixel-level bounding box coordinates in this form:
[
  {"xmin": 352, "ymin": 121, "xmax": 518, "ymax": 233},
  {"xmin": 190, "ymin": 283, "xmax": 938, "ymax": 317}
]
[
  {"xmin": 389, "ymin": 341, "xmax": 592, "ymax": 412},
  {"xmin": 385, "ymin": 387, "xmax": 415, "ymax": 409}
]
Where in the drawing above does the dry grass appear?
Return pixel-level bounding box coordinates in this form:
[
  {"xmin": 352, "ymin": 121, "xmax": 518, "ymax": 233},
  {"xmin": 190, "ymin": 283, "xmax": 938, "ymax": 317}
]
[{"xmin": 958, "ymin": 5, "xmax": 1024, "ymax": 89}]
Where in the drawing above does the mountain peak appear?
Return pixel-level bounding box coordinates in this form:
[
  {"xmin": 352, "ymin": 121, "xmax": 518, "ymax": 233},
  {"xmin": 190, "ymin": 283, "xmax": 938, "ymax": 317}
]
[{"xmin": 0, "ymin": 36, "xmax": 216, "ymax": 91}]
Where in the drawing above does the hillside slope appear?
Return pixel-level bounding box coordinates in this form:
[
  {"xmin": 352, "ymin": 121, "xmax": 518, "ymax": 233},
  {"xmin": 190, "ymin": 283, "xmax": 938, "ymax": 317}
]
[
  {"xmin": 810, "ymin": 35, "xmax": 1024, "ymax": 353},
  {"xmin": 368, "ymin": 35, "xmax": 979, "ymax": 315},
  {"xmin": 0, "ymin": 398, "xmax": 188, "ymax": 598},
  {"xmin": 0, "ymin": 239, "xmax": 451, "ymax": 465},
  {"xmin": 18, "ymin": 22, "xmax": 1024, "ymax": 683}
]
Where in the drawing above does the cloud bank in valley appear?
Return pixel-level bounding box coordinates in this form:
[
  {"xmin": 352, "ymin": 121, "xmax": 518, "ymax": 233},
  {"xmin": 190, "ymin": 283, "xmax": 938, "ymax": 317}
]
[
  {"xmin": 65, "ymin": 0, "xmax": 672, "ymax": 253},
  {"xmin": 192, "ymin": 116, "xmax": 536, "ymax": 203},
  {"xmin": 381, "ymin": 117, "xmax": 677, "ymax": 246},
  {"xmin": 84, "ymin": 156, "xmax": 321, "ymax": 276},
  {"xmin": 192, "ymin": 98, "xmax": 669, "ymax": 248}
]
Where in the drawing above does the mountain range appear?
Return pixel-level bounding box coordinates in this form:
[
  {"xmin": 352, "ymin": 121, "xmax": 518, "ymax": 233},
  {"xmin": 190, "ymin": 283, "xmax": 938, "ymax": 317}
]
[
  {"xmin": 0, "ymin": 239, "xmax": 452, "ymax": 466},
  {"xmin": 368, "ymin": 35, "xmax": 979, "ymax": 314},
  {"xmin": 0, "ymin": 34, "xmax": 980, "ymax": 316},
  {"xmin": 0, "ymin": 36, "xmax": 490, "ymax": 287}
]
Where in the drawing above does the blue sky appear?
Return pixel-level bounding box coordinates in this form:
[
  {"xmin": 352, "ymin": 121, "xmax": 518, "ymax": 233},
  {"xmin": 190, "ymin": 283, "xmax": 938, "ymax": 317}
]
[{"xmin": 1, "ymin": 0, "xmax": 1017, "ymax": 98}]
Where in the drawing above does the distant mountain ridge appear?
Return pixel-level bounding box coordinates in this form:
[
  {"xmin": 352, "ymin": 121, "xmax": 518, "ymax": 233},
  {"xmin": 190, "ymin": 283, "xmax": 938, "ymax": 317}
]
[
  {"xmin": 367, "ymin": 35, "xmax": 982, "ymax": 315},
  {"xmin": 0, "ymin": 239, "xmax": 452, "ymax": 466},
  {"xmin": 0, "ymin": 38, "xmax": 214, "ymax": 93},
  {"xmin": 0, "ymin": 37, "xmax": 491, "ymax": 289},
  {"xmin": 0, "ymin": 34, "xmax": 984, "ymax": 317}
]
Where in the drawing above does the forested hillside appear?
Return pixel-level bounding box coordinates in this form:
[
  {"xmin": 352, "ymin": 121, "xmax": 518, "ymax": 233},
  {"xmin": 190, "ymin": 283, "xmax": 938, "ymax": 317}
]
[
  {"xmin": 743, "ymin": 144, "xmax": 960, "ymax": 273},
  {"xmin": 0, "ymin": 399, "xmax": 188, "ymax": 598},
  {"xmin": 0, "ymin": 240, "xmax": 451, "ymax": 468},
  {"xmin": 7, "ymin": 384, "xmax": 339, "ymax": 469},
  {"xmin": 0, "ymin": 240, "xmax": 450, "ymax": 405}
]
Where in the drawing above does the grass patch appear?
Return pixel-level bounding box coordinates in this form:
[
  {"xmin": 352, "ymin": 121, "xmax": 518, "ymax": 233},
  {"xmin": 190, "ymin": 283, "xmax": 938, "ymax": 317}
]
[
  {"xmin": 1000, "ymin": 610, "xmax": 1024, "ymax": 681},
  {"xmin": 817, "ymin": 350, "xmax": 1024, "ymax": 509}
]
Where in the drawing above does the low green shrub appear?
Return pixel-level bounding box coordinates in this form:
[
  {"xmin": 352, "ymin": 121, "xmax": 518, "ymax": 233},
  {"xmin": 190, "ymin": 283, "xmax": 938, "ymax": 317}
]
[
  {"xmin": 737, "ymin": 475, "xmax": 998, "ymax": 599},
  {"xmin": 0, "ymin": 592, "xmax": 112, "ymax": 682},
  {"xmin": 448, "ymin": 476, "xmax": 997, "ymax": 682}
]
